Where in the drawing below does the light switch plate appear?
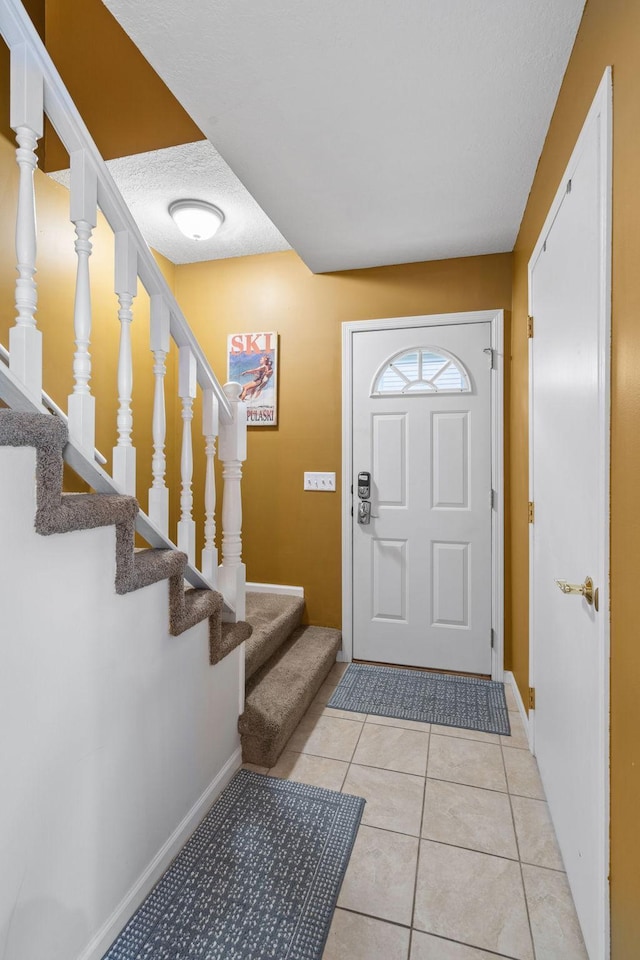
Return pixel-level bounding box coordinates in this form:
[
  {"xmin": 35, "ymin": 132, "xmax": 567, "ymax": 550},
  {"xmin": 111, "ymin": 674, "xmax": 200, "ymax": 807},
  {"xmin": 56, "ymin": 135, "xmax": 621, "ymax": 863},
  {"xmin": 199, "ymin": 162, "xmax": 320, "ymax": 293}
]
[{"xmin": 304, "ymin": 471, "xmax": 336, "ymax": 491}]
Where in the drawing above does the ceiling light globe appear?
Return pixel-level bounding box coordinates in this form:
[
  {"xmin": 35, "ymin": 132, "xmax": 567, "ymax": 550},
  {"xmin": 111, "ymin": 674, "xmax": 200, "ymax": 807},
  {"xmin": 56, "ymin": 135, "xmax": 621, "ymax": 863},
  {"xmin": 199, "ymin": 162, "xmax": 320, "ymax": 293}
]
[{"xmin": 169, "ymin": 199, "xmax": 225, "ymax": 240}]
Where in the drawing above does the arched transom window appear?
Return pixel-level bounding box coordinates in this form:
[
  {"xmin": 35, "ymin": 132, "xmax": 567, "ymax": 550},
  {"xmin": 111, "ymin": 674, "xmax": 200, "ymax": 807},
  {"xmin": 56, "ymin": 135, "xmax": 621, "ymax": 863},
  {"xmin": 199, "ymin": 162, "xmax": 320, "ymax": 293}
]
[{"xmin": 372, "ymin": 346, "xmax": 471, "ymax": 396}]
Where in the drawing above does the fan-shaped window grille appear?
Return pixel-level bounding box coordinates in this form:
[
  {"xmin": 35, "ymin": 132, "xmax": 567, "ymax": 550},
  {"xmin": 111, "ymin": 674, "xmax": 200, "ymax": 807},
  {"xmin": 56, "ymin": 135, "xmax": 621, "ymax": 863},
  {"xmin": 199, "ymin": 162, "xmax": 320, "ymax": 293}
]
[{"xmin": 372, "ymin": 347, "xmax": 471, "ymax": 396}]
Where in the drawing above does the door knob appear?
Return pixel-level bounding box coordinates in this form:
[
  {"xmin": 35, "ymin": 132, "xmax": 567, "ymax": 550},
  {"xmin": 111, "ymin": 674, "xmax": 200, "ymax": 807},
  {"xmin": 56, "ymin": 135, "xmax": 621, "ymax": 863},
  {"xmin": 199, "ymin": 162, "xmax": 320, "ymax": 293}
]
[{"xmin": 555, "ymin": 576, "xmax": 598, "ymax": 611}]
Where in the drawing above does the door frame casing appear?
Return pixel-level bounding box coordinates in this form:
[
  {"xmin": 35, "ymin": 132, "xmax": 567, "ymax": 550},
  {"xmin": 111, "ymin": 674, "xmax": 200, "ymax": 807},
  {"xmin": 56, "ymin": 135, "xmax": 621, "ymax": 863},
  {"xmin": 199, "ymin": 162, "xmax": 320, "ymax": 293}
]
[
  {"xmin": 527, "ymin": 67, "xmax": 612, "ymax": 958},
  {"xmin": 341, "ymin": 309, "xmax": 505, "ymax": 680}
]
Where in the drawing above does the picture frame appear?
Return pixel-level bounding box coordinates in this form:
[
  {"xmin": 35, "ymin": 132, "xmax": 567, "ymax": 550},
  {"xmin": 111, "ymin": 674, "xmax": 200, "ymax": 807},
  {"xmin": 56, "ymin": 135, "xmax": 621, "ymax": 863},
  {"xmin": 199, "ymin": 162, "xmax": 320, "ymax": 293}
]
[{"xmin": 227, "ymin": 331, "xmax": 278, "ymax": 426}]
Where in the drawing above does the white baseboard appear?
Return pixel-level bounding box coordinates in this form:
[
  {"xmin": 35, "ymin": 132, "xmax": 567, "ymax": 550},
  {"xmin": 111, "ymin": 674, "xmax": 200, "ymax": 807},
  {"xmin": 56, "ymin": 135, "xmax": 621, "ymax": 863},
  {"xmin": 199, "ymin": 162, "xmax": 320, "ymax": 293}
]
[
  {"xmin": 246, "ymin": 582, "xmax": 304, "ymax": 598},
  {"xmin": 504, "ymin": 670, "xmax": 532, "ymax": 750},
  {"xmin": 336, "ymin": 649, "xmax": 350, "ymax": 662},
  {"xmin": 78, "ymin": 746, "xmax": 242, "ymax": 960}
]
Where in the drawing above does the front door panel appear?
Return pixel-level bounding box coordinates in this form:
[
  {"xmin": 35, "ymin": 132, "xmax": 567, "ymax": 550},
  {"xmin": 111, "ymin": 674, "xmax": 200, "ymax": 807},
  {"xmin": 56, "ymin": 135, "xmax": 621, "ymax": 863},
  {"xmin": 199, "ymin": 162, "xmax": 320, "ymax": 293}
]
[{"xmin": 352, "ymin": 322, "xmax": 492, "ymax": 674}]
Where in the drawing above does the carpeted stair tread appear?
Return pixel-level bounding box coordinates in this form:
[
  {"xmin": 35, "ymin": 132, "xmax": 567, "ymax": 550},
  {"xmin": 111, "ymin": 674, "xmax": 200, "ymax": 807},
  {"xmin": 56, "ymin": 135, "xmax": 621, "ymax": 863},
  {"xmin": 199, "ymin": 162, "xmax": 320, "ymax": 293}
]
[
  {"xmin": 214, "ymin": 621, "xmax": 254, "ymax": 665},
  {"xmin": 240, "ymin": 624, "xmax": 342, "ymax": 767},
  {"xmin": 172, "ymin": 586, "xmax": 222, "ymax": 635},
  {"xmin": 131, "ymin": 548, "xmax": 186, "ymax": 592},
  {"xmin": 0, "ymin": 411, "xmax": 252, "ymax": 665},
  {"xmin": 244, "ymin": 591, "xmax": 305, "ymax": 680}
]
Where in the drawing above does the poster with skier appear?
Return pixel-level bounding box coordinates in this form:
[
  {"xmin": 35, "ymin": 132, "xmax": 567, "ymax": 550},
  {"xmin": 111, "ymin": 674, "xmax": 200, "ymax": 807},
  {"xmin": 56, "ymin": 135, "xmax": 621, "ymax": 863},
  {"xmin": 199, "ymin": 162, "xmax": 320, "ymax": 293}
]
[{"xmin": 227, "ymin": 331, "xmax": 278, "ymax": 426}]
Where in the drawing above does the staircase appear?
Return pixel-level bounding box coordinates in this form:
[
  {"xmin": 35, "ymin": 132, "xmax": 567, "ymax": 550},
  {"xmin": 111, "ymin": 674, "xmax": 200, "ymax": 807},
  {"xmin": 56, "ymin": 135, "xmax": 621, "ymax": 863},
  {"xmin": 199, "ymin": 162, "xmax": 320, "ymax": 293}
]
[
  {"xmin": 240, "ymin": 593, "xmax": 341, "ymax": 767},
  {"xmin": 0, "ymin": 0, "xmax": 346, "ymax": 771},
  {"xmin": 0, "ymin": 410, "xmax": 252, "ymax": 658},
  {"xmin": 0, "ymin": 0, "xmax": 249, "ymax": 622}
]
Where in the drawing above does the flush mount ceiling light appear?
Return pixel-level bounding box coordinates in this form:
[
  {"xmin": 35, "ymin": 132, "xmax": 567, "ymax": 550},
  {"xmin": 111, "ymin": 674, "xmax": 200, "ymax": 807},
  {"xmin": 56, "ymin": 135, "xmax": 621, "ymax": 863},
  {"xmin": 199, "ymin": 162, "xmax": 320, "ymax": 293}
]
[{"xmin": 168, "ymin": 199, "xmax": 225, "ymax": 240}]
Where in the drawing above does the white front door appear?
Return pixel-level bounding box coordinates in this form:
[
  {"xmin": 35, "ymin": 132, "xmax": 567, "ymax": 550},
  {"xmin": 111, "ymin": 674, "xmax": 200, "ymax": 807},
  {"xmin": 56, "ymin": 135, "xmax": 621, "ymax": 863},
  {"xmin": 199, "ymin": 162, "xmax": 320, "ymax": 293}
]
[
  {"xmin": 351, "ymin": 320, "xmax": 492, "ymax": 674},
  {"xmin": 529, "ymin": 72, "xmax": 611, "ymax": 960}
]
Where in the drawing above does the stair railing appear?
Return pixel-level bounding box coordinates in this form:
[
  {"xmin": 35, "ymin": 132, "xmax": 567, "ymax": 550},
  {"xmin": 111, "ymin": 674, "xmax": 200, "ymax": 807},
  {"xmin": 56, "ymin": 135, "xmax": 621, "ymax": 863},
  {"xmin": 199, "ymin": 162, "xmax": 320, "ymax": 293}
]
[
  {"xmin": 0, "ymin": 341, "xmax": 108, "ymax": 464},
  {"xmin": 0, "ymin": 0, "xmax": 247, "ymax": 620}
]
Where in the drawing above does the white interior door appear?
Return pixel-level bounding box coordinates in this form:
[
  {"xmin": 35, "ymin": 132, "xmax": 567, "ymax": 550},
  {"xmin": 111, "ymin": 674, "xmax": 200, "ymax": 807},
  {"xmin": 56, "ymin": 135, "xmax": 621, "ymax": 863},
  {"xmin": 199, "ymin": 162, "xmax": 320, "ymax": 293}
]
[
  {"xmin": 351, "ymin": 321, "xmax": 492, "ymax": 674},
  {"xmin": 529, "ymin": 71, "xmax": 611, "ymax": 960}
]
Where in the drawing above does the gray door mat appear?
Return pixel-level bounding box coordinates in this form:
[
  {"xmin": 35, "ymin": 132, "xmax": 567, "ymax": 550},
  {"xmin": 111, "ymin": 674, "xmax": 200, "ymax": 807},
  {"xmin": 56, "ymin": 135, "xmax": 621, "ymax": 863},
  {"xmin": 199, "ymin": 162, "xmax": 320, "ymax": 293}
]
[
  {"xmin": 327, "ymin": 662, "xmax": 511, "ymax": 736},
  {"xmin": 102, "ymin": 769, "xmax": 365, "ymax": 959}
]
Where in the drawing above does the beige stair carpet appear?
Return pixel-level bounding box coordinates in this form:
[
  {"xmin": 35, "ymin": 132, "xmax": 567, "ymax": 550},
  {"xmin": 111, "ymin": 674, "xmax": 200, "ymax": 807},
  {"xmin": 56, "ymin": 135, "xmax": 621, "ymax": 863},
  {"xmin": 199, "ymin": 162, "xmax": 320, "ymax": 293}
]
[
  {"xmin": 240, "ymin": 623, "xmax": 342, "ymax": 767},
  {"xmin": 0, "ymin": 411, "xmax": 251, "ymax": 664},
  {"xmin": 244, "ymin": 591, "xmax": 305, "ymax": 679}
]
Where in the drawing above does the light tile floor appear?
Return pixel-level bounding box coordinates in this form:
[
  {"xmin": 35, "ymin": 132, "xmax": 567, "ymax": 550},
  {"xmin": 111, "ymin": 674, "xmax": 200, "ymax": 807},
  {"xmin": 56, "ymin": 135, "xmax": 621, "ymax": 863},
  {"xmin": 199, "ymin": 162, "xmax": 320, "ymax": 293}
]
[{"xmin": 244, "ymin": 663, "xmax": 589, "ymax": 960}]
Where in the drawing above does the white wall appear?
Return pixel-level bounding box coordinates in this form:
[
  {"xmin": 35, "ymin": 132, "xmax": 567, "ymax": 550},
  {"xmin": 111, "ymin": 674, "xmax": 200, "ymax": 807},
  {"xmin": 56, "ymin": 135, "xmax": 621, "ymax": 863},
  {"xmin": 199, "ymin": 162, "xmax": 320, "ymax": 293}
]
[{"xmin": 0, "ymin": 446, "xmax": 242, "ymax": 960}]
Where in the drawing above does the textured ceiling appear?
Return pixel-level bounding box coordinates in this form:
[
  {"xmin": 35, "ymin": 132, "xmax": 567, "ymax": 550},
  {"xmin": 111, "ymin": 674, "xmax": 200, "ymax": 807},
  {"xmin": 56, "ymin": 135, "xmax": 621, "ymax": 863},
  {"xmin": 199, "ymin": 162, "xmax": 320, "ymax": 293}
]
[
  {"xmin": 102, "ymin": 0, "xmax": 586, "ymax": 273},
  {"xmin": 49, "ymin": 140, "xmax": 291, "ymax": 265}
]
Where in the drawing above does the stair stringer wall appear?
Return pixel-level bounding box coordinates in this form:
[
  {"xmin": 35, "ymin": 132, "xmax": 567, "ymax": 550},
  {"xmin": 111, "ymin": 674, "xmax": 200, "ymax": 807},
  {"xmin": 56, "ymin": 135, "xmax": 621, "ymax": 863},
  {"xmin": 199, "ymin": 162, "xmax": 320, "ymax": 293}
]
[{"xmin": 0, "ymin": 445, "xmax": 242, "ymax": 960}]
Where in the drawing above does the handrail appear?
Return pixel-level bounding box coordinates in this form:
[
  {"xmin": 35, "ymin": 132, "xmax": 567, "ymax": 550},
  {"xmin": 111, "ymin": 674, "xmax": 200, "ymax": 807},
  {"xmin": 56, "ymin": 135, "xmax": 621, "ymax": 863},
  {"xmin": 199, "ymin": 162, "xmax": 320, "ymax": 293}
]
[
  {"xmin": 0, "ymin": 358, "xmax": 228, "ymax": 597},
  {"xmin": 0, "ymin": 0, "xmax": 248, "ymax": 620},
  {"xmin": 0, "ymin": 0, "xmax": 232, "ymax": 424}
]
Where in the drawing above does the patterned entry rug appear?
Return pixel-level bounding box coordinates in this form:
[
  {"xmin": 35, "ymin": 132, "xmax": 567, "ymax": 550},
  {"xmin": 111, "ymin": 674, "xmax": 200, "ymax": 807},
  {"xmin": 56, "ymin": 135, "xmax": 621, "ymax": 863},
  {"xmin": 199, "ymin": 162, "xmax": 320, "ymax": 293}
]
[
  {"xmin": 328, "ymin": 663, "xmax": 511, "ymax": 736},
  {"xmin": 103, "ymin": 769, "xmax": 365, "ymax": 960}
]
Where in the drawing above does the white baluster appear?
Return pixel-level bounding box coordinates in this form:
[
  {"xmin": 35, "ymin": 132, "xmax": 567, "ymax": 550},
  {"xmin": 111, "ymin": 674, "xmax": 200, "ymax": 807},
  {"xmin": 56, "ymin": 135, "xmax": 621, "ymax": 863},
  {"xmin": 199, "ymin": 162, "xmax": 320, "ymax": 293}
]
[
  {"xmin": 201, "ymin": 388, "xmax": 219, "ymax": 585},
  {"xmin": 67, "ymin": 151, "xmax": 97, "ymax": 454},
  {"xmin": 112, "ymin": 231, "xmax": 138, "ymax": 496},
  {"xmin": 9, "ymin": 44, "xmax": 43, "ymax": 401},
  {"xmin": 148, "ymin": 296, "xmax": 170, "ymax": 534},
  {"xmin": 177, "ymin": 345, "xmax": 197, "ymax": 565},
  {"xmin": 218, "ymin": 382, "xmax": 247, "ymax": 621}
]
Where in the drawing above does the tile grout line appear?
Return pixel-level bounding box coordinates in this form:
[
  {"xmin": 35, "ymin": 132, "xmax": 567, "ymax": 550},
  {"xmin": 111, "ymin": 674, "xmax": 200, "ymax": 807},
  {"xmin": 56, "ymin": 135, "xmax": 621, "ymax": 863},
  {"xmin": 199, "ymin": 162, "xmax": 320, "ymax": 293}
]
[
  {"xmin": 413, "ymin": 834, "xmax": 519, "ymax": 864},
  {"xmin": 500, "ymin": 737, "xmax": 538, "ymax": 960},
  {"xmin": 339, "ymin": 713, "xmax": 368, "ymax": 794},
  {"xmin": 333, "ymin": 905, "xmax": 412, "ymax": 931},
  {"xmin": 327, "ymin": 714, "xmax": 369, "ymax": 946},
  {"xmin": 407, "ymin": 728, "xmax": 431, "ymax": 958},
  {"xmin": 329, "ymin": 906, "xmax": 525, "ymax": 960},
  {"xmin": 347, "ymin": 717, "xmax": 368, "ymax": 778},
  {"xmin": 281, "ymin": 746, "xmax": 541, "ymax": 796},
  {"xmin": 407, "ymin": 927, "xmax": 526, "ymax": 960},
  {"xmin": 284, "ymin": 747, "xmax": 486, "ymax": 783}
]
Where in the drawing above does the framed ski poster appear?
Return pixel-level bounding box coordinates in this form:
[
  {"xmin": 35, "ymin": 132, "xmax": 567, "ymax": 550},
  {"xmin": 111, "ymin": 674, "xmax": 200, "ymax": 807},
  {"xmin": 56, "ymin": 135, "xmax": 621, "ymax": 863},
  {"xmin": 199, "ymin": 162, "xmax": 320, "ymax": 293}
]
[{"xmin": 227, "ymin": 331, "xmax": 278, "ymax": 426}]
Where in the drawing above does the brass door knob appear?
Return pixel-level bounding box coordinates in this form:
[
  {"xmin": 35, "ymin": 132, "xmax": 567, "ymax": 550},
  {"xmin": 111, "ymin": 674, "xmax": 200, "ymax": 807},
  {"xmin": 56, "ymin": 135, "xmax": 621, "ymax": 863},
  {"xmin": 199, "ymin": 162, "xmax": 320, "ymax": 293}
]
[{"xmin": 555, "ymin": 576, "xmax": 599, "ymax": 611}]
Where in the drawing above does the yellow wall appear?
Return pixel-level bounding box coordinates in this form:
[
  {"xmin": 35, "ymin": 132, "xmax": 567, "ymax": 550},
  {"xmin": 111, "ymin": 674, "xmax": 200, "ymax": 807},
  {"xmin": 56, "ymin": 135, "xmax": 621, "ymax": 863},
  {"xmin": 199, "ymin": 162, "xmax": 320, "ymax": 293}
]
[
  {"xmin": 43, "ymin": 0, "xmax": 203, "ymax": 171},
  {"xmin": 23, "ymin": 0, "xmax": 44, "ymax": 40},
  {"xmin": 510, "ymin": 0, "xmax": 640, "ymax": 953},
  {"xmin": 175, "ymin": 250, "xmax": 512, "ymax": 629}
]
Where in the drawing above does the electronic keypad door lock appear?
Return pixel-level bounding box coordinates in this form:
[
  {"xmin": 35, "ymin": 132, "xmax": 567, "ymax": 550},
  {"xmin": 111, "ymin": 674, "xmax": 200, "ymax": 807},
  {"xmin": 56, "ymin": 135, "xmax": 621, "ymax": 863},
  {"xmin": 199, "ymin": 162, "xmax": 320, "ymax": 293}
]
[{"xmin": 358, "ymin": 471, "xmax": 371, "ymax": 499}]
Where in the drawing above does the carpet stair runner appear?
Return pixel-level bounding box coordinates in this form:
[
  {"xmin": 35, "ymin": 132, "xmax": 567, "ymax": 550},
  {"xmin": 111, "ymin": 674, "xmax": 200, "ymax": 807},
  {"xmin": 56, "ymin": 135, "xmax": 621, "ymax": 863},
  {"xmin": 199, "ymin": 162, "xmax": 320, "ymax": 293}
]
[
  {"xmin": 239, "ymin": 592, "xmax": 342, "ymax": 767},
  {"xmin": 0, "ymin": 411, "xmax": 251, "ymax": 663}
]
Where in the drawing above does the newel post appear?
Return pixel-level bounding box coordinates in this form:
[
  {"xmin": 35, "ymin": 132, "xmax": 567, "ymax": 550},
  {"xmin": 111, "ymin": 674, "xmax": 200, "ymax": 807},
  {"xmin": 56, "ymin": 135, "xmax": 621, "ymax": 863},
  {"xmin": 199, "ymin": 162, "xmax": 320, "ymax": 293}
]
[
  {"xmin": 218, "ymin": 382, "xmax": 247, "ymax": 621},
  {"xmin": 9, "ymin": 44, "xmax": 43, "ymax": 401}
]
